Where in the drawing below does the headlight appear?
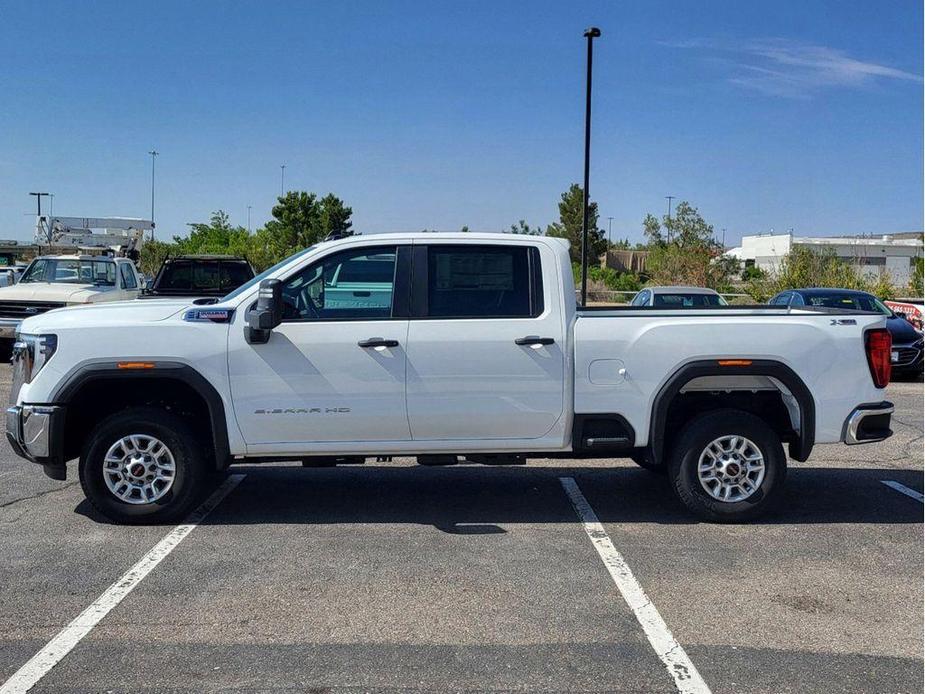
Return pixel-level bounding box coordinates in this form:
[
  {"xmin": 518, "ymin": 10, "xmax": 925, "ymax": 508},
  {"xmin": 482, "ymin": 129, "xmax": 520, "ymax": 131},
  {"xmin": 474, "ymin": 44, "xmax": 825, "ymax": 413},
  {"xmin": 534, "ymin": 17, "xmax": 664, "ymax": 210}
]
[{"xmin": 12, "ymin": 334, "xmax": 57, "ymax": 385}]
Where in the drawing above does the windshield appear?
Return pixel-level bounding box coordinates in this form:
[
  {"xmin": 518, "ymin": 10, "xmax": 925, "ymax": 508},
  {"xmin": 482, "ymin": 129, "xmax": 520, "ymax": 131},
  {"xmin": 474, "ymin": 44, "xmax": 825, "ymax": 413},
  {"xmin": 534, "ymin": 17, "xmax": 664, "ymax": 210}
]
[
  {"xmin": 219, "ymin": 246, "xmax": 317, "ymax": 303},
  {"xmin": 20, "ymin": 258, "xmax": 116, "ymax": 286},
  {"xmin": 653, "ymin": 292, "xmax": 725, "ymax": 307},
  {"xmin": 803, "ymin": 292, "xmax": 891, "ymax": 315}
]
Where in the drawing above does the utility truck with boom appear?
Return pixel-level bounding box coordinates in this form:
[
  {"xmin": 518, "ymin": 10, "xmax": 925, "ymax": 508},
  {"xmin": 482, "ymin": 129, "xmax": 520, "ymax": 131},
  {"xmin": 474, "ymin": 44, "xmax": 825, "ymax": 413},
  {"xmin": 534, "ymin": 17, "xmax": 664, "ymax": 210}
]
[{"xmin": 6, "ymin": 233, "xmax": 894, "ymax": 523}]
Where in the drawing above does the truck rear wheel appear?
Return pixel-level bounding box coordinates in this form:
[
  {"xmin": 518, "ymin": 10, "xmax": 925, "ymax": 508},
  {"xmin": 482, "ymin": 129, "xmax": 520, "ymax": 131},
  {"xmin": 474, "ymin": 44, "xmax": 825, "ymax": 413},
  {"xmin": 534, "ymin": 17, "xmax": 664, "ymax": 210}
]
[
  {"xmin": 668, "ymin": 409, "xmax": 786, "ymax": 522},
  {"xmin": 79, "ymin": 407, "xmax": 206, "ymax": 524}
]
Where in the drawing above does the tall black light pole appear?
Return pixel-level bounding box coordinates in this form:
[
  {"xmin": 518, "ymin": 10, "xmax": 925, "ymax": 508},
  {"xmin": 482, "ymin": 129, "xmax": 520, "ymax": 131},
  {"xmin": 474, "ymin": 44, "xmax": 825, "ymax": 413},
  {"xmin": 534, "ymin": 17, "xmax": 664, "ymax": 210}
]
[
  {"xmin": 580, "ymin": 26, "xmax": 601, "ymax": 307},
  {"xmin": 149, "ymin": 150, "xmax": 159, "ymax": 240}
]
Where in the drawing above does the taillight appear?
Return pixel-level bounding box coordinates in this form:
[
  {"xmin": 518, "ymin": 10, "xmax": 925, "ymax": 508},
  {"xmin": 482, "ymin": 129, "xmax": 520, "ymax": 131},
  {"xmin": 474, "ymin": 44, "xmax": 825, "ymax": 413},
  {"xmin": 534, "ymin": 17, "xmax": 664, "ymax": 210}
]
[{"xmin": 865, "ymin": 328, "xmax": 892, "ymax": 388}]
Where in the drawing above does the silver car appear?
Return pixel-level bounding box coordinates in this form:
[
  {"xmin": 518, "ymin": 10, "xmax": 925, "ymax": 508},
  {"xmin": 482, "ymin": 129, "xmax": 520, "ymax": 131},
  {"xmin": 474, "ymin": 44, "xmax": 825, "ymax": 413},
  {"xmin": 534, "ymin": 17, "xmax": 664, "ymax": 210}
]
[{"xmin": 629, "ymin": 286, "xmax": 728, "ymax": 307}]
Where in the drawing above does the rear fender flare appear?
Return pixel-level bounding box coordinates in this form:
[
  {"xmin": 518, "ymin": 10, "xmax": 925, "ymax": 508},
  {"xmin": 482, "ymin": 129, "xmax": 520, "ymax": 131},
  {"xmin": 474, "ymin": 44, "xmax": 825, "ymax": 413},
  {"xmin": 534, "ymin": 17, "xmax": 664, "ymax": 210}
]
[{"xmin": 648, "ymin": 359, "xmax": 815, "ymax": 463}]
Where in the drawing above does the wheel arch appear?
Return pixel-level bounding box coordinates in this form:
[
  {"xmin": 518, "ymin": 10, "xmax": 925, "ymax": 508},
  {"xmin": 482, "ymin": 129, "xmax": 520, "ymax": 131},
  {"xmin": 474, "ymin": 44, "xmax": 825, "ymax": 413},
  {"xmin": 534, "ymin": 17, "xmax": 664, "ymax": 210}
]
[
  {"xmin": 52, "ymin": 361, "xmax": 230, "ymax": 470},
  {"xmin": 648, "ymin": 359, "xmax": 815, "ymax": 463}
]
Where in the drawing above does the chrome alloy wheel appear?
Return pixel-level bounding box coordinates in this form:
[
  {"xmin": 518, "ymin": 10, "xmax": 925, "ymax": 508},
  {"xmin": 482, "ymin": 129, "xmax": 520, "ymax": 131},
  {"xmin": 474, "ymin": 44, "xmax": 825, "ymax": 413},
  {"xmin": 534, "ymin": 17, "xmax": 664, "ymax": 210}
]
[
  {"xmin": 102, "ymin": 435, "xmax": 176, "ymax": 504},
  {"xmin": 697, "ymin": 435, "xmax": 766, "ymax": 503}
]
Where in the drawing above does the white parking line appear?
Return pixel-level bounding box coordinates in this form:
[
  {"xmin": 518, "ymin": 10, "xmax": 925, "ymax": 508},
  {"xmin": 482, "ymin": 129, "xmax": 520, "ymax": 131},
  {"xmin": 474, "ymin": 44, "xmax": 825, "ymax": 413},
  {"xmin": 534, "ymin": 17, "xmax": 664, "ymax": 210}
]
[
  {"xmin": 881, "ymin": 480, "xmax": 924, "ymax": 503},
  {"xmin": 559, "ymin": 476, "xmax": 711, "ymax": 694},
  {"xmin": 0, "ymin": 473, "xmax": 246, "ymax": 694}
]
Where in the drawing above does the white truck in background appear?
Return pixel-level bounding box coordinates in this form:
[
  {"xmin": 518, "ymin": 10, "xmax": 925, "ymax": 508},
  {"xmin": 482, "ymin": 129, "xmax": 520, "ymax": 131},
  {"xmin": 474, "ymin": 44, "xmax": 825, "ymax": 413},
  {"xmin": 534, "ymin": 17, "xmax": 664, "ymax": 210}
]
[
  {"xmin": 0, "ymin": 216, "xmax": 151, "ymax": 340},
  {"xmin": 6, "ymin": 233, "xmax": 894, "ymax": 524}
]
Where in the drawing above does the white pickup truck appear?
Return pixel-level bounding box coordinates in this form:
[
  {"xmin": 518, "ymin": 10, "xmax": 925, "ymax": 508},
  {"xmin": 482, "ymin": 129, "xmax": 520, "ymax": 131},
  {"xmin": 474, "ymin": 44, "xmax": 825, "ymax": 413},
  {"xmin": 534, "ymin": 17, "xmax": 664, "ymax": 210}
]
[
  {"xmin": 0, "ymin": 255, "xmax": 143, "ymax": 341},
  {"xmin": 6, "ymin": 234, "xmax": 895, "ymax": 524}
]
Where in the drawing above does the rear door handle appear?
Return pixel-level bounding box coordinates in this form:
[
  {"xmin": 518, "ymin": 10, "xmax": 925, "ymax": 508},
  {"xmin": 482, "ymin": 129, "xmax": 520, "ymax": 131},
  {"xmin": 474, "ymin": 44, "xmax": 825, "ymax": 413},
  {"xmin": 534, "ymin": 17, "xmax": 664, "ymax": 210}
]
[
  {"xmin": 514, "ymin": 336, "xmax": 555, "ymax": 346},
  {"xmin": 358, "ymin": 338, "xmax": 399, "ymax": 349}
]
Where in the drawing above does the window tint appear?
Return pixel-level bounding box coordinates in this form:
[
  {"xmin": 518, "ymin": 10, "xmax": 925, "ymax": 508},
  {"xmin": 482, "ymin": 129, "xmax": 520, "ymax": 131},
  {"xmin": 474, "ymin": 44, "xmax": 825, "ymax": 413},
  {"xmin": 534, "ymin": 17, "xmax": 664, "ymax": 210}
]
[
  {"xmin": 161, "ymin": 262, "xmax": 192, "ymax": 290},
  {"xmin": 770, "ymin": 293, "xmax": 788, "ymax": 305},
  {"xmin": 282, "ymin": 246, "xmax": 397, "ymax": 320},
  {"xmin": 652, "ymin": 293, "xmax": 722, "ymax": 307},
  {"xmin": 220, "ymin": 262, "xmax": 253, "ymax": 289},
  {"xmin": 426, "ymin": 245, "xmax": 537, "ymax": 318},
  {"xmin": 788, "ymin": 293, "xmax": 804, "ymax": 306},
  {"xmin": 120, "ymin": 263, "xmax": 138, "ymax": 289},
  {"xmin": 804, "ymin": 292, "xmax": 886, "ymax": 313}
]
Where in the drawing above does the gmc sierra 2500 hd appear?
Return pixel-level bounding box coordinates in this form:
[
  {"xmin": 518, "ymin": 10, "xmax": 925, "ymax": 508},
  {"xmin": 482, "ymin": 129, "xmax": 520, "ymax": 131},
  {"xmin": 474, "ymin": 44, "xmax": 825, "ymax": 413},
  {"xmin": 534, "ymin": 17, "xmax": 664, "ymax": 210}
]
[{"xmin": 6, "ymin": 234, "xmax": 894, "ymax": 523}]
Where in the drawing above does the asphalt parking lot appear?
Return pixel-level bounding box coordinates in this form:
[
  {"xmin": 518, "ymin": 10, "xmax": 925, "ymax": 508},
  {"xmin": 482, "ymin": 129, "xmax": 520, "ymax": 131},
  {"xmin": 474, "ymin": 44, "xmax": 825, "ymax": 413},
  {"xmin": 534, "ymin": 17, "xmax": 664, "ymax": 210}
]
[{"xmin": 0, "ymin": 366, "xmax": 921, "ymax": 693}]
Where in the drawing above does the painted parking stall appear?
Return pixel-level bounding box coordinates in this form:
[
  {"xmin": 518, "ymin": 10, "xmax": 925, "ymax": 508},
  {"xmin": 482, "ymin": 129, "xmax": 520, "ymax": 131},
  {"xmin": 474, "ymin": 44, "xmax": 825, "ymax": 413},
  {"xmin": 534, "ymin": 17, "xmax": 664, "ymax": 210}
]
[{"xmin": 0, "ymin": 369, "xmax": 920, "ymax": 692}]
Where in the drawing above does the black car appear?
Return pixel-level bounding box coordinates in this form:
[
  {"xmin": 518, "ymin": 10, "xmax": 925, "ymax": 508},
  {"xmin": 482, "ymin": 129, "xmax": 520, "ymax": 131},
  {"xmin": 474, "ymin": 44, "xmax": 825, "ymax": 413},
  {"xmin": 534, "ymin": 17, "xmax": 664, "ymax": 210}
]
[
  {"xmin": 769, "ymin": 288, "xmax": 924, "ymax": 377},
  {"xmin": 142, "ymin": 255, "xmax": 255, "ymax": 302}
]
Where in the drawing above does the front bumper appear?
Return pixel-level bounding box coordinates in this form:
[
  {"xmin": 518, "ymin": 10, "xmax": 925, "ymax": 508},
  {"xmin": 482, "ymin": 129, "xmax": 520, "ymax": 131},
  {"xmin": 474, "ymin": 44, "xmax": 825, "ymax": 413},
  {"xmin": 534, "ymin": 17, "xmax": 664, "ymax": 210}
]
[
  {"xmin": 6, "ymin": 405, "xmax": 66, "ymax": 477},
  {"xmin": 0, "ymin": 318, "xmax": 21, "ymax": 339},
  {"xmin": 843, "ymin": 401, "xmax": 894, "ymax": 445}
]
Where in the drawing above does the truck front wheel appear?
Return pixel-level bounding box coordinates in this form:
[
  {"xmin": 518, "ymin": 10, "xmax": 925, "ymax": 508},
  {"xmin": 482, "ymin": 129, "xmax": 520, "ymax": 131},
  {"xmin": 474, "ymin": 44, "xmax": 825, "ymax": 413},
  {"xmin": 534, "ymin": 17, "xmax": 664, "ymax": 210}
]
[
  {"xmin": 79, "ymin": 407, "xmax": 206, "ymax": 524},
  {"xmin": 668, "ymin": 409, "xmax": 786, "ymax": 522}
]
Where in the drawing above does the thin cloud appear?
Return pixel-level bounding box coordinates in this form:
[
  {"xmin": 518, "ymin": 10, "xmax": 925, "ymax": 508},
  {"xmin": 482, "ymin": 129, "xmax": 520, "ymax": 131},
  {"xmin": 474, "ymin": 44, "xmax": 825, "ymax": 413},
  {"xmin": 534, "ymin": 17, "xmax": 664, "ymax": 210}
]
[{"xmin": 662, "ymin": 37, "xmax": 922, "ymax": 98}]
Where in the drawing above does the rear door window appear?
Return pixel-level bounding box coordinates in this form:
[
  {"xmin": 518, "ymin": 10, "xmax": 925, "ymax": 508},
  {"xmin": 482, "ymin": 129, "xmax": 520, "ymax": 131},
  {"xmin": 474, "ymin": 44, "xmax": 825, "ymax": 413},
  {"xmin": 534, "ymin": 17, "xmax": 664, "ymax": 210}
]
[
  {"xmin": 120, "ymin": 263, "xmax": 138, "ymax": 289},
  {"xmin": 423, "ymin": 245, "xmax": 541, "ymax": 318}
]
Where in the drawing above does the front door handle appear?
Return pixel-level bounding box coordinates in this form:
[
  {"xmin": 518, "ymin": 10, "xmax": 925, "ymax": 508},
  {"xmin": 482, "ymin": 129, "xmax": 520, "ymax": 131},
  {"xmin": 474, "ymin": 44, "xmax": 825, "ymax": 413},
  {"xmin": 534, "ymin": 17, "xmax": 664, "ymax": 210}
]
[
  {"xmin": 514, "ymin": 336, "xmax": 555, "ymax": 346},
  {"xmin": 358, "ymin": 338, "xmax": 399, "ymax": 349}
]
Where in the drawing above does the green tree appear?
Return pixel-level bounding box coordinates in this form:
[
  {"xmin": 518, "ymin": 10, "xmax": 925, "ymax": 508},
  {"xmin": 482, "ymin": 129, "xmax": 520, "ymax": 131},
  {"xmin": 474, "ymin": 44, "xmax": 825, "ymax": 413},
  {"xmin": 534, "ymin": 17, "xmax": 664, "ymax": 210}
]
[
  {"xmin": 641, "ymin": 201, "xmax": 738, "ymax": 289},
  {"xmin": 253, "ymin": 191, "xmax": 354, "ymax": 269},
  {"xmin": 509, "ymin": 220, "xmax": 543, "ymax": 236},
  {"xmin": 545, "ymin": 184, "xmax": 607, "ymax": 263},
  {"xmin": 177, "ymin": 210, "xmax": 252, "ymax": 258},
  {"xmin": 138, "ymin": 239, "xmax": 174, "ymax": 278}
]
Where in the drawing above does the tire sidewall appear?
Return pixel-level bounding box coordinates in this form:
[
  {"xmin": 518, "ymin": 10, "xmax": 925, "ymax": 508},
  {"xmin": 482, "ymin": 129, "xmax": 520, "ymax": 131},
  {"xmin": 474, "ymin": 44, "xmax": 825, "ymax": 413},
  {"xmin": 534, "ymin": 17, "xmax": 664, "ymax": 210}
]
[
  {"xmin": 670, "ymin": 411, "xmax": 786, "ymax": 522},
  {"xmin": 79, "ymin": 409, "xmax": 203, "ymax": 524}
]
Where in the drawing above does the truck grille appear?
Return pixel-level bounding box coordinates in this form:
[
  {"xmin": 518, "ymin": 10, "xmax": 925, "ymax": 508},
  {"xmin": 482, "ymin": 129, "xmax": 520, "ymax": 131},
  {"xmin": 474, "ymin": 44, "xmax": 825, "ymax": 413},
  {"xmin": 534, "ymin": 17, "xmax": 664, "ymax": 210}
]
[{"xmin": 0, "ymin": 301, "xmax": 66, "ymax": 319}]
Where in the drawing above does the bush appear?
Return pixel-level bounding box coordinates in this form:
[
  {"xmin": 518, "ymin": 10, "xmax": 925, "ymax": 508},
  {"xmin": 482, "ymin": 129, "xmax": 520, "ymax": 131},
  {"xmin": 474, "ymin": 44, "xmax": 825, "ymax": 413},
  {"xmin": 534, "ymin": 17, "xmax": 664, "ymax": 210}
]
[
  {"xmin": 909, "ymin": 257, "xmax": 923, "ymax": 297},
  {"xmin": 745, "ymin": 246, "xmax": 899, "ymax": 301}
]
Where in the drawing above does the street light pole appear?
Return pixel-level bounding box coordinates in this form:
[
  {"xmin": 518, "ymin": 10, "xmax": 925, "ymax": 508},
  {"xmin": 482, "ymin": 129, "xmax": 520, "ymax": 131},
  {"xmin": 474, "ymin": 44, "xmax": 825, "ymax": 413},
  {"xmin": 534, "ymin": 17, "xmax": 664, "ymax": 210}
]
[
  {"xmin": 607, "ymin": 216, "xmax": 614, "ymax": 247},
  {"xmin": 29, "ymin": 192, "xmax": 50, "ymax": 244},
  {"xmin": 280, "ymin": 164, "xmax": 286, "ymax": 197},
  {"xmin": 580, "ymin": 26, "xmax": 601, "ymax": 307},
  {"xmin": 247, "ymin": 205, "xmax": 252, "ymax": 232},
  {"xmin": 148, "ymin": 150, "xmax": 159, "ymax": 240},
  {"xmin": 665, "ymin": 195, "xmax": 674, "ymax": 243}
]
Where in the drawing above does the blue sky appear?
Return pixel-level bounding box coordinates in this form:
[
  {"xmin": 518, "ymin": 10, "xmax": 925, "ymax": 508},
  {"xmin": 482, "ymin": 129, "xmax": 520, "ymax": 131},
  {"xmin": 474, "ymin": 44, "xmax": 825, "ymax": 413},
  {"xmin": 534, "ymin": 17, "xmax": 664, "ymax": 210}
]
[{"xmin": 0, "ymin": 0, "xmax": 921, "ymax": 246}]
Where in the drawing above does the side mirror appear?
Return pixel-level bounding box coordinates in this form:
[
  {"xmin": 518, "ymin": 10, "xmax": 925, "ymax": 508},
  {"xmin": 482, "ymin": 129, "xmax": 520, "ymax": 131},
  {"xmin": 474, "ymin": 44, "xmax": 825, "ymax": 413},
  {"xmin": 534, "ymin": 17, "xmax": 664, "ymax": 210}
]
[
  {"xmin": 145, "ymin": 278, "xmax": 154, "ymax": 291},
  {"xmin": 246, "ymin": 278, "xmax": 283, "ymax": 344}
]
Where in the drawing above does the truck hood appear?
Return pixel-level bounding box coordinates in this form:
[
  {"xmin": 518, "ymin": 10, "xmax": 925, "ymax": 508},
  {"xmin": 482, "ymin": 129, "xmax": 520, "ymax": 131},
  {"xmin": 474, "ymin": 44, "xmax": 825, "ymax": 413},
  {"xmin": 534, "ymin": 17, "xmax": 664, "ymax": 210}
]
[
  {"xmin": 0, "ymin": 282, "xmax": 115, "ymax": 303},
  {"xmin": 20, "ymin": 299, "xmax": 190, "ymax": 333}
]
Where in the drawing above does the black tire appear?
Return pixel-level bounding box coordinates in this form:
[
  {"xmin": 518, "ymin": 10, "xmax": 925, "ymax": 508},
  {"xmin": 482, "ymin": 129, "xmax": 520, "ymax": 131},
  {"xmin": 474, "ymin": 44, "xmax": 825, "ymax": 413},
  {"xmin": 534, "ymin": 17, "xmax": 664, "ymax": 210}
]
[
  {"xmin": 630, "ymin": 451, "xmax": 666, "ymax": 474},
  {"xmin": 79, "ymin": 407, "xmax": 207, "ymax": 524},
  {"xmin": 668, "ymin": 408, "xmax": 786, "ymax": 523}
]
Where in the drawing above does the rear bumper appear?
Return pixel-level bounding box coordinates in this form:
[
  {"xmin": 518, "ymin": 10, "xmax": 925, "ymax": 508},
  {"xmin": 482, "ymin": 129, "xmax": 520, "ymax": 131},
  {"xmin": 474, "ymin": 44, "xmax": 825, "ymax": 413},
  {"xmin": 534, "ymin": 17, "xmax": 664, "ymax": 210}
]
[
  {"xmin": 0, "ymin": 318, "xmax": 21, "ymax": 339},
  {"xmin": 6, "ymin": 405, "xmax": 66, "ymax": 477},
  {"xmin": 843, "ymin": 401, "xmax": 894, "ymax": 445}
]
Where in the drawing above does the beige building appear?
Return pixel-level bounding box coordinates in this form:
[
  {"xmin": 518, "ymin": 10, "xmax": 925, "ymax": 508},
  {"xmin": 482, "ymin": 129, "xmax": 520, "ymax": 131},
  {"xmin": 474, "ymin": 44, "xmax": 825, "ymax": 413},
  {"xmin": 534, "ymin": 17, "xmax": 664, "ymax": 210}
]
[{"xmin": 728, "ymin": 232, "xmax": 923, "ymax": 287}]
